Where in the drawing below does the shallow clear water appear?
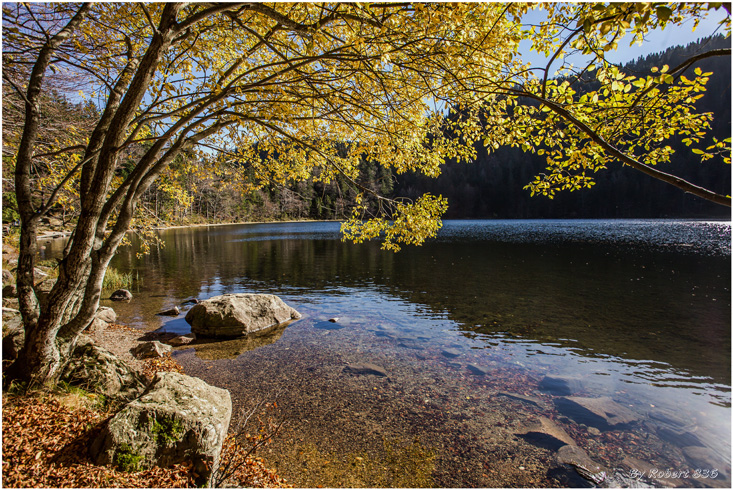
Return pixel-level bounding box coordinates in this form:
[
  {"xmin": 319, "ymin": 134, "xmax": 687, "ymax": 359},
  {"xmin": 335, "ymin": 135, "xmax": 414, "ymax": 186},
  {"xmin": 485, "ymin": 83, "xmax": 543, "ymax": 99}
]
[{"xmin": 49, "ymin": 219, "xmax": 731, "ymax": 487}]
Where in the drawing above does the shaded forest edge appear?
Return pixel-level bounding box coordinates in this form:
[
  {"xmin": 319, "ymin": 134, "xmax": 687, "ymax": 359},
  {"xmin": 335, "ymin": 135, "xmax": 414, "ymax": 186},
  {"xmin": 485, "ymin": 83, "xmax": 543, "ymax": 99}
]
[{"xmin": 3, "ymin": 36, "xmax": 731, "ymax": 232}]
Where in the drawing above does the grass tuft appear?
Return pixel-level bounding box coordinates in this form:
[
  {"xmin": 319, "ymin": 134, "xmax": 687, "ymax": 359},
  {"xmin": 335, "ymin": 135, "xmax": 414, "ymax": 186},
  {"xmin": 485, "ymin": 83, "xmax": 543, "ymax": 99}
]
[{"xmin": 103, "ymin": 267, "xmax": 133, "ymax": 290}]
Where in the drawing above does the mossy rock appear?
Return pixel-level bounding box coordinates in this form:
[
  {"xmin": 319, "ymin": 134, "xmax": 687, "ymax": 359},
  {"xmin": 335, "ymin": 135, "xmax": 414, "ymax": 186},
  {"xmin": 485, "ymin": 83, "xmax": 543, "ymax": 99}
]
[
  {"xmin": 91, "ymin": 372, "xmax": 232, "ymax": 487},
  {"xmin": 60, "ymin": 336, "xmax": 147, "ymax": 403}
]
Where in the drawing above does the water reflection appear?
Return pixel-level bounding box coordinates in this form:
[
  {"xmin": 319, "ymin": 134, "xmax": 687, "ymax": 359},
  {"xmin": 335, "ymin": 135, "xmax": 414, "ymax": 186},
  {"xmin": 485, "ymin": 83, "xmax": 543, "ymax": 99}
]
[
  {"xmin": 180, "ymin": 321, "xmax": 292, "ymax": 360},
  {"xmin": 46, "ymin": 219, "xmax": 730, "ymax": 486},
  {"xmin": 101, "ymin": 220, "xmax": 731, "ymax": 388}
]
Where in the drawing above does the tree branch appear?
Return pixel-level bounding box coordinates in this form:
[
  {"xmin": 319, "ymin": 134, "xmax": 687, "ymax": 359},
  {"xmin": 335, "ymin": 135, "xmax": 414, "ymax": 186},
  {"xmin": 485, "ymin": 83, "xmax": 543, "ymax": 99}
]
[{"xmin": 515, "ymin": 89, "xmax": 731, "ymax": 207}]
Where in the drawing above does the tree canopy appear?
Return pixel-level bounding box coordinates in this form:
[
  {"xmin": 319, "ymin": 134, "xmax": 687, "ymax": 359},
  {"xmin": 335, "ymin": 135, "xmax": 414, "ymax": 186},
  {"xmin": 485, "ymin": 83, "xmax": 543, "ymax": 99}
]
[{"xmin": 2, "ymin": 2, "xmax": 731, "ymax": 384}]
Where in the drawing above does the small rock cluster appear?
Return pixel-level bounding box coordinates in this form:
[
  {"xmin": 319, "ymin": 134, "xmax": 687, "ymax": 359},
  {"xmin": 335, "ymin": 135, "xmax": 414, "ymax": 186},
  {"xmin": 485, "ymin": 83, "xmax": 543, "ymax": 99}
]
[{"xmin": 510, "ymin": 374, "xmax": 731, "ymax": 487}]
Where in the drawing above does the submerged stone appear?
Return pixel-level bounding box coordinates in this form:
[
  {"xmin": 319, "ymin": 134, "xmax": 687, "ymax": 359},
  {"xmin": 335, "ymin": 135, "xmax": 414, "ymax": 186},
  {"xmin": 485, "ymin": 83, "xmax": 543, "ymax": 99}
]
[
  {"xmin": 555, "ymin": 396, "xmax": 639, "ymax": 430},
  {"xmin": 539, "ymin": 376, "xmax": 584, "ymax": 396},
  {"xmin": 516, "ymin": 416, "xmax": 576, "ymax": 449},
  {"xmin": 314, "ymin": 320, "xmax": 345, "ymax": 330},
  {"xmin": 343, "ymin": 362, "xmax": 388, "ymax": 378},
  {"xmin": 466, "ymin": 363, "xmax": 490, "ymax": 376},
  {"xmin": 441, "ymin": 348, "xmax": 461, "ymax": 358},
  {"xmin": 654, "ymin": 426, "xmax": 705, "ymax": 448},
  {"xmin": 497, "ymin": 391, "xmax": 548, "ymax": 409}
]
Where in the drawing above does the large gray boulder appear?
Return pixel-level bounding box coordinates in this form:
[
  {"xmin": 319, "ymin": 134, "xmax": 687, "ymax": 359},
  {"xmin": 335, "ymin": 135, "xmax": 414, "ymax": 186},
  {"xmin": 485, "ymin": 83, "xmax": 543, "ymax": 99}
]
[
  {"xmin": 60, "ymin": 336, "xmax": 147, "ymax": 403},
  {"xmin": 91, "ymin": 372, "xmax": 232, "ymax": 486},
  {"xmin": 185, "ymin": 293, "xmax": 301, "ymax": 338}
]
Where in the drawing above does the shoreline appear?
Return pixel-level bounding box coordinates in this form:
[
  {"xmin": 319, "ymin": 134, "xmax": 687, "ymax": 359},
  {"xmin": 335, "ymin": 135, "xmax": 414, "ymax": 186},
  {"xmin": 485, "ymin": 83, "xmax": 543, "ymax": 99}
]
[
  {"xmin": 151, "ymin": 218, "xmax": 342, "ymax": 231},
  {"xmin": 31, "ymin": 218, "xmax": 343, "ymax": 242}
]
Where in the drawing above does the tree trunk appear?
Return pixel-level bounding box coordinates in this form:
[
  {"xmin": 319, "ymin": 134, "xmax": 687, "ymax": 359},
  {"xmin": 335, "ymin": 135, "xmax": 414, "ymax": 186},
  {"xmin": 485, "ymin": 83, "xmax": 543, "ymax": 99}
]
[{"xmin": 14, "ymin": 317, "xmax": 62, "ymax": 388}]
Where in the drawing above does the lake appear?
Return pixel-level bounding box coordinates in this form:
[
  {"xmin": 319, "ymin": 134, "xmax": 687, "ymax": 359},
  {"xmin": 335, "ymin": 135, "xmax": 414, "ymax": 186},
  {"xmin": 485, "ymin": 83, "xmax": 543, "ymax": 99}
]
[{"xmin": 44, "ymin": 219, "xmax": 731, "ymax": 487}]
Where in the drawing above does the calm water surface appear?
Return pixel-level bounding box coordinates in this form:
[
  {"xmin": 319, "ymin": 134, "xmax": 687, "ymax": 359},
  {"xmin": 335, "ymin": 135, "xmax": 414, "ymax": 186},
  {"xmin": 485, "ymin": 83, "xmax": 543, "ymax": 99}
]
[{"xmin": 51, "ymin": 220, "xmax": 731, "ymax": 487}]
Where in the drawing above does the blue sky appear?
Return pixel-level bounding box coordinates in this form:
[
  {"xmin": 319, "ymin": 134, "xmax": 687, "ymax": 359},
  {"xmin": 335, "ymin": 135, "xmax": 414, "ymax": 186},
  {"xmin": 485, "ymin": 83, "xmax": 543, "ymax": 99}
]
[
  {"xmin": 606, "ymin": 9, "xmax": 730, "ymax": 64},
  {"xmin": 520, "ymin": 6, "xmax": 730, "ymax": 69}
]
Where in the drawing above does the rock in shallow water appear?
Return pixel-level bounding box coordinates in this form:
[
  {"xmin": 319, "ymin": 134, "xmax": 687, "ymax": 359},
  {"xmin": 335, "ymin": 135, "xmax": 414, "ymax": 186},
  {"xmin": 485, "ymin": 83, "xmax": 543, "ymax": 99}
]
[
  {"xmin": 110, "ymin": 289, "xmax": 133, "ymax": 301},
  {"xmin": 441, "ymin": 348, "xmax": 461, "ymax": 358},
  {"xmin": 555, "ymin": 396, "xmax": 639, "ymax": 429},
  {"xmin": 556, "ymin": 444, "xmax": 608, "ymax": 485},
  {"xmin": 497, "ymin": 391, "xmax": 548, "ymax": 409},
  {"xmin": 167, "ymin": 333, "xmax": 196, "ymax": 346},
  {"xmin": 157, "ymin": 306, "xmax": 180, "ymax": 316},
  {"xmin": 538, "ymin": 375, "xmax": 584, "ymax": 396},
  {"xmin": 314, "ymin": 320, "xmax": 345, "ymax": 330},
  {"xmin": 516, "ymin": 416, "xmax": 576, "ymax": 449},
  {"xmin": 343, "ymin": 362, "xmax": 388, "ymax": 378},
  {"xmin": 466, "ymin": 364, "xmax": 490, "ymax": 376},
  {"xmin": 185, "ymin": 293, "xmax": 301, "ymax": 337}
]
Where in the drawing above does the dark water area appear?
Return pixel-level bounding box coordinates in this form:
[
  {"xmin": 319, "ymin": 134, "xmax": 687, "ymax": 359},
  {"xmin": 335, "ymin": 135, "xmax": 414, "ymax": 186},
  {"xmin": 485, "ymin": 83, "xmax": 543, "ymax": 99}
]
[{"xmin": 44, "ymin": 219, "xmax": 731, "ymax": 487}]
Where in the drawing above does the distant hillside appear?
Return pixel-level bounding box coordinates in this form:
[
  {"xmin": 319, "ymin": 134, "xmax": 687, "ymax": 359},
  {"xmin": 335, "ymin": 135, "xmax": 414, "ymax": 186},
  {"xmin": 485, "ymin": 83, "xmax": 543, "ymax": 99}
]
[{"xmin": 394, "ymin": 35, "xmax": 731, "ymax": 219}]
